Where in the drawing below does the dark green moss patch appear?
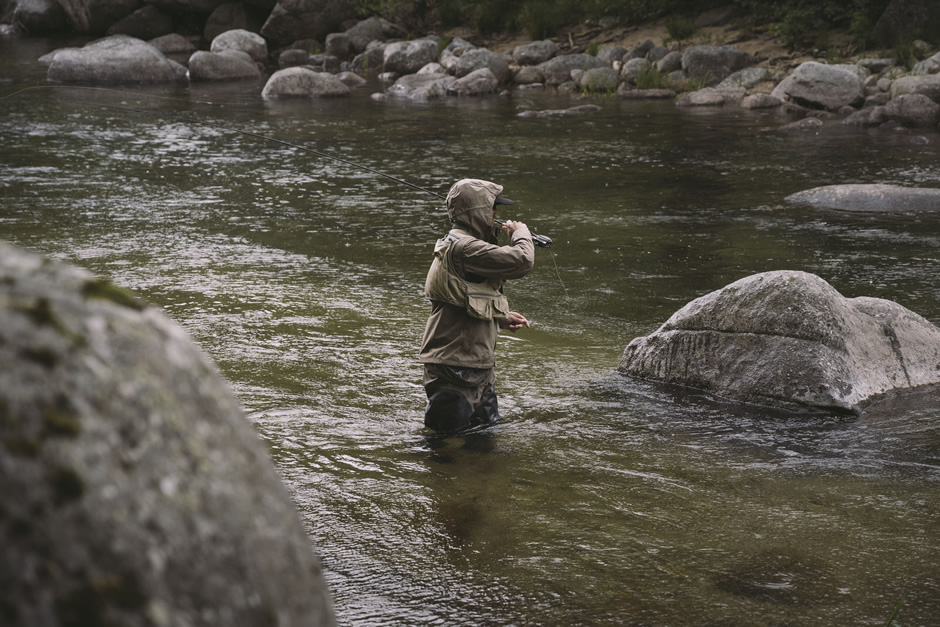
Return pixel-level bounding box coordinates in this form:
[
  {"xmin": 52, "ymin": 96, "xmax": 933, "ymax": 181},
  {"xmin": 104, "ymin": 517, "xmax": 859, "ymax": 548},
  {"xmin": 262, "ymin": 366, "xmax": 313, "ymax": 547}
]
[
  {"xmin": 56, "ymin": 574, "xmax": 146, "ymax": 627},
  {"xmin": 21, "ymin": 346, "xmax": 60, "ymax": 369},
  {"xmin": 82, "ymin": 279, "xmax": 145, "ymax": 311},
  {"xmin": 48, "ymin": 466, "xmax": 84, "ymax": 506},
  {"xmin": 2, "ymin": 435, "xmax": 41, "ymax": 457},
  {"xmin": 43, "ymin": 407, "xmax": 81, "ymax": 438}
]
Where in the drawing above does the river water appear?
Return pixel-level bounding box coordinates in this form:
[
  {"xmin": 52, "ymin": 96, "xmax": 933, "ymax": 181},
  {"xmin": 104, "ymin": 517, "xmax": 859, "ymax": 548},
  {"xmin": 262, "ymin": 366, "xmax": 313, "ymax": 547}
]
[{"xmin": 3, "ymin": 36, "xmax": 940, "ymax": 625}]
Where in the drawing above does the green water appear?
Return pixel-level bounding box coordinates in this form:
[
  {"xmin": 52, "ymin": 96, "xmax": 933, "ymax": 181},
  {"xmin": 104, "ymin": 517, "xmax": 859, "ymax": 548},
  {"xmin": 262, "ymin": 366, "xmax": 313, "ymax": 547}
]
[{"xmin": 2, "ymin": 36, "xmax": 939, "ymax": 625}]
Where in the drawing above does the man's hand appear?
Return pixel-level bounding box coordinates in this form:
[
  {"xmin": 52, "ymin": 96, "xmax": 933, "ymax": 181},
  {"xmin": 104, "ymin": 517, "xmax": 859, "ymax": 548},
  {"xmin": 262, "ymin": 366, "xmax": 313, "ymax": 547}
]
[
  {"xmin": 501, "ymin": 311, "xmax": 530, "ymax": 332},
  {"xmin": 500, "ymin": 220, "xmax": 528, "ymax": 235}
]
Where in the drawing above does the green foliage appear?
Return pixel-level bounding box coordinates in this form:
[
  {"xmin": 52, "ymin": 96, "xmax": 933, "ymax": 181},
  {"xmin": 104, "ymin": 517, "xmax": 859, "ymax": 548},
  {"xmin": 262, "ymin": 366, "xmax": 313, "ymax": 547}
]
[
  {"xmin": 635, "ymin": 66, "xmax": 667, "ymax": 89},
  {"xmin": 586, "ymin": 41, "xmax": 600, "ymax": 56},
  {"xmin": 893, "ymin": 39, "xmax": 918, "ymax": 70},
  {"xmin": 665, "ymin": 14, "xmax": 696, "ymax": 41}
]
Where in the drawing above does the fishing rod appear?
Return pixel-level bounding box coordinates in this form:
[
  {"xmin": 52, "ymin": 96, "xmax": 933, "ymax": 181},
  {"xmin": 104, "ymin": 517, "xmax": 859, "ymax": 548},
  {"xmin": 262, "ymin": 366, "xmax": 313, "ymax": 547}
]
[{"xmin": 3, "ymin": 85, "xmax": 553, "ymax": 247}]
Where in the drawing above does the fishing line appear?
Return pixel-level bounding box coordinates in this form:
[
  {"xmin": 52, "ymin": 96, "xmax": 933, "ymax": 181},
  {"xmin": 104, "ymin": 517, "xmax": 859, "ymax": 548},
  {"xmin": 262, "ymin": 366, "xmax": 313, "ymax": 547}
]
[{"xmin": 3, "ymin": 84, "xmax": 567, "ymax": 293}]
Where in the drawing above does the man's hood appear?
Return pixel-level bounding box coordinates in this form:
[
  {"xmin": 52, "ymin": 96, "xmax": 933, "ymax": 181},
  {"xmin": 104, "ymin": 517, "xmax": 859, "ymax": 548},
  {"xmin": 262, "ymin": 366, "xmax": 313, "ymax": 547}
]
[{"xmin": 445, "ymin": 178, "xmax": 502, "ymax": 240}]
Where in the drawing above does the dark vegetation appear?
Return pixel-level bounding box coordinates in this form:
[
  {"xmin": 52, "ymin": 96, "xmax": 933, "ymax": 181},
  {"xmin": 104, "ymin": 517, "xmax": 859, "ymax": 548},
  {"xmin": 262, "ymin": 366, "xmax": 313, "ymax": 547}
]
[{"xmin": 349, "ymin": 0, "xmax": 938, "ymax": 53}]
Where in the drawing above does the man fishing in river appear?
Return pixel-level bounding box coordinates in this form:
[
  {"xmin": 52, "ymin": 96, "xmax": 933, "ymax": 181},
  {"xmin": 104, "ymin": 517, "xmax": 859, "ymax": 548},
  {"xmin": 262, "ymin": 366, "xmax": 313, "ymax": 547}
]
[{"xmin": 419, "ymin": 178, "xmax": 535, "ymax": 434}]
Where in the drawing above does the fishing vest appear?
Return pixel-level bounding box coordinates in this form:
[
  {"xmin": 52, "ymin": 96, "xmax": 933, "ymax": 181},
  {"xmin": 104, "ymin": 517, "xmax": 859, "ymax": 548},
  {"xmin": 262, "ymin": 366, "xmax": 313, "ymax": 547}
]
[{"xmin": 425, "ymin": 229, "xmax": 509, "ymax": 321}]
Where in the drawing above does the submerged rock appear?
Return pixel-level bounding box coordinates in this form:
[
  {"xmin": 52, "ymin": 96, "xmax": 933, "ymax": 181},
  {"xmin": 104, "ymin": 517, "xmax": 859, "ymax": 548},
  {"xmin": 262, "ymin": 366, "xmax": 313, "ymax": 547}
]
[
  {"xmin": 785, "ymin": 183, "xmax": 940, "ymax": 212},
  {"xmin": 618, "ymin": 270, "xmax": 940, "ymax": 413},
  {"xmin": 0, "ymin": 241, "xmax": 334, "ymax": 626}
]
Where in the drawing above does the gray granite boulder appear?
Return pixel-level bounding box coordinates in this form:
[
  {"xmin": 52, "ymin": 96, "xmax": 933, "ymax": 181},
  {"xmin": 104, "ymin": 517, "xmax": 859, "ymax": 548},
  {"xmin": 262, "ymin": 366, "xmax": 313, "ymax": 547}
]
[
  {"xmin": 47, "ymin": 35, "xmax": 185, "ymax": 83},
  {"xmin": 619, "ymin": 270, "xmax": 940, "ymax": 413},
  {"xmin": 188, "ymin": 49, "xmax": 261, "ymax": 80},
  {"xmin": 106, "ymin": 5, "xmax": 174, "ymax": 39},
  {"xmin": 580, "ymin": 66, "xmax": 620, "ymax": 93},
  {"xmin": 771, "ymin": 61, "xmax": 864, "ymax": 110},
  {"xmin": 211, "ymin": 28, "xmax": 267, "ymax": 64},
  {"xmin": 13, "ymin": 0, "xmax": 67, "ymax": 34},
  {"xmin": 261, "ymin": 66, "xmax": 350, "ymax": 97},
  {"xmin": 537, "ymin": 53, "xmax": 607, "ymax": 86},
  {"xmin": 619, "ymin": 57, "xmax": 650, "ymax": 84},
  {"xmin": 455, "ymin": 48, "xmax": 510, "ymax": 84},
  {"xmin": 681, "ymin": 45, "xmax": 755, "ymax": 85},
  {"xmin": 345, "ymin": 16, "xmax": 385, "ymax": 52},
  {"xmin": 351, "ymin": 44, "xmax": 385, "ymax": 75},
  {"xmin": 260, "ymin": 0, "xmax": 356, "ymax": 48},
  {"xmin": 386, "ymin": 72, "xmax": 456, "ymax": 100},
  {"xmin": 785, "ymin": 184, "xmax": 940, "ymax": 212},
  {"xmin": 512, "ymin": 39, "xmax": 558, "ymax": 65},
  {"xmin": 881, "ymin": 93, "xmax": 940, "ymax": 126},
  {"xmin": 892, "ymin": 74, "xmax": 940, "ymax": 103},
  {"xmin": 913, "ymin": 50, "xmax": 940, "ymax": 75},
  {"xmin": 0, "ymin": 241, "xmax": 334, "ymax": 626},
  {"xmin": 383, "ymin": 39, "xmax": 438, "ymax": 76},
  {"xmin": 450, "ymin": 67, "xmax": 499, "ymax": 95},
  {"xmin": 148, "ymin": 33, "xmax": 197, "ymax": 66}
]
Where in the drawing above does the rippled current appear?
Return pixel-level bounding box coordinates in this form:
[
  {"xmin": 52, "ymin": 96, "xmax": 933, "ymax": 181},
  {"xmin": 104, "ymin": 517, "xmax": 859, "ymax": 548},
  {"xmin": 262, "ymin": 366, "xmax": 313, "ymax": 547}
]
[{"xmin": 3, "ymin": 36, "xmax": 940, "ymax": 625}]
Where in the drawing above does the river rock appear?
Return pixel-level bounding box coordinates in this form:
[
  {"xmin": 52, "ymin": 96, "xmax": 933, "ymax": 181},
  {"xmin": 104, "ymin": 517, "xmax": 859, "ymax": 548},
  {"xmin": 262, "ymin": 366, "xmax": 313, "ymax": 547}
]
[
  {"xmin": 881, "ymin": 93, "xmax": 940, "ymax": 126},
  {"xmin": 619, "ymin": 57, "xmax": 649, "ymax": 84},
  {"xmin": 785, "ymin": 183, "xmax": 940, "ymax": 212},
  {"xmin": 52, "ymin": 0, "xmax": 139, "ymax": 34},
  {"xmin": 654, "ymin": 50, "xmax": 682, "ymax": 74},
  {"xmin": 596, "ymin": 45, "xmax": 627, "ymax": 64},
  {"xmin": 741, "ymin": 93, "xmax": 782, "ymax": 109},
  {"xmin": 204, "ymin": 3, "xmax": 264, "ymax": 43},
  {"xmin": 386, "ymin": 72, "xmax": 456, "ymax": 100},
  {"xmin": 891, "ymin": 74, "xmax": 940, "ymax": 103},
  {"xmin": 13, "ymin": 0, "xmax": 67, "ymax": 34},
  {"xmin": 211, "ymin": 28, "xmax": 267, "ymax": 64},
  {"xmin": 681, "ymin": 45, "xmax": 755, "ymax": 85},
  {"xmin": 351, "ymin": 44, "xmax": 385, "ymax": 75},
  {"xmin": 260, "ymin": 0, "xmax": 356, "ymax": 48},
  {"xmin": 517, "ymin": 104, "xmax": 601, "ymax": 118},
  {"xmin": 0, "ymin": 241, "xmax": 335, "ymax": 626},
  {"xmin": 771, "ymin": 61, "xmax": 864, "ymax": 110},
  {"xmin": 619, "ymin": 270, "xmax": 940, "ymax": 413},
  {"xmin": 912, "ymin": 51, "xmax": 940, "ymax": 75},
  {"xmin": 677, "ymin": 85, "xmax": 745, "ymax": 106},
  {"xmin": 47, "ymin": 35, "xmax": 185, "ymax": 83},
  {"xmin": 717, "ymin": 66, "xmax": 770, "ymax": 90},
  {"xmin": 336, "ymin": 70, "xmax": 366, "ymax": 87},
  {"xmin": 383, "ymin": 39, "xmax": 438, "ymax": 76},
  {"xmin": 450, "ymin": 67, "xmax": 499, "ymax": 96},
  {"xmin": 513, "ymin": 65, "xmax": 544, "ymax": 85},
  {"xmin": 261, "ymin": 66, "xmax": 349, "ymax": 97},
  {"xmin": 625, "ymin": 38, "xmax": 655, "ymax": 61},
  {"xmin": 537, "ymin": 53, "xmax": 607, "ymax": 86},
  {"xmin": 512, "ymin": 39, "xmax": 558, "ymax": 65},
  {"xmin": 617, "ymin": 87, "xmax": 676, "ymax": 100},
  {"xmin": 455, "ymin": 48, "xmax": 510, "ymax": 84},
  {"xmin": 874, "ymin": 0, "xmax": 940, "ymax": 46},
  {"xmin": 105, "ymin": 5, "xmax": 173, "ymax": 39},
  {"xmin": 580, "ymin": 66, "xmax": 620, "ymax": 93},
  {"xmin": 345, "ymin": 16, "xmax": 385, "ymax": 52},
  {"xmin": 148, "ymin": 33, "xmax": 197, "ymax": 66},
  {"xmin": 188, "ymin": 49, "xmax": 260, "ymax": 80}
]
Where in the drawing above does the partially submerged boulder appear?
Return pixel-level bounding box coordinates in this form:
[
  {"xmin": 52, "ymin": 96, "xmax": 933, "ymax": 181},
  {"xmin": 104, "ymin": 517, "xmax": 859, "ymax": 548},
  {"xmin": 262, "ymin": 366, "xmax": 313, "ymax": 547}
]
[
  {"xmin": 619, "ymin": 271, "xmax": 940, "ymax": 413},
  {"xmin": 785, "ymin": 184, "xmax": 940, "ymax": 212},
  {"xmin": 261, "ymin": 66, "xmax": 350, "ymax": 98},
  {"xmin": 0, "ymin": 241, "xmax": 334, "ymax": 626},
  {"xmin": 188, "ymin": 49, "xmax": 261, "ymax": 81},
  {"xmin": 47, "ymin": 35, "xmax": 185, "ymax": 83}
]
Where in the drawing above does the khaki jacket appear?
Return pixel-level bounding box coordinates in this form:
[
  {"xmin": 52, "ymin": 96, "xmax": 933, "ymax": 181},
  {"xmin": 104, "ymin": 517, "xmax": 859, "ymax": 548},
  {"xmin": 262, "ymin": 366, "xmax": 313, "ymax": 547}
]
[{"xmin": 419, "ymin": 179, "xmax": 535, "ymax": 369}]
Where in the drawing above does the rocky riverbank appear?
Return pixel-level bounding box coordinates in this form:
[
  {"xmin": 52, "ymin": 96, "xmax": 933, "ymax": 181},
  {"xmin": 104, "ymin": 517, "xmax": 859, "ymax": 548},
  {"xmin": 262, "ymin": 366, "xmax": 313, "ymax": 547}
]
[{"xmin": 5, "ymin": 0, "xmax": 940, "ymax": 134}]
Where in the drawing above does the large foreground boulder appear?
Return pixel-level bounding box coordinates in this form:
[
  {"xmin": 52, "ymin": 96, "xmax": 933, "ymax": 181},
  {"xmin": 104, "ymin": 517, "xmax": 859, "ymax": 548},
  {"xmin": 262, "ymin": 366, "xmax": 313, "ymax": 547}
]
[
  {"xmin": 0, "ymin": 242, "xmax": 334, "ymax": 626},
  {"xmin": 785, "ymin": 184, "xmax": 940, "ymax": 212},
  {"xmin": 618, "ymin": 271, "xmax": 940, "ymax": 413},
  {"xmin": 47, "ymin": 35, "xmax": 185, "ymax": 83}
]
